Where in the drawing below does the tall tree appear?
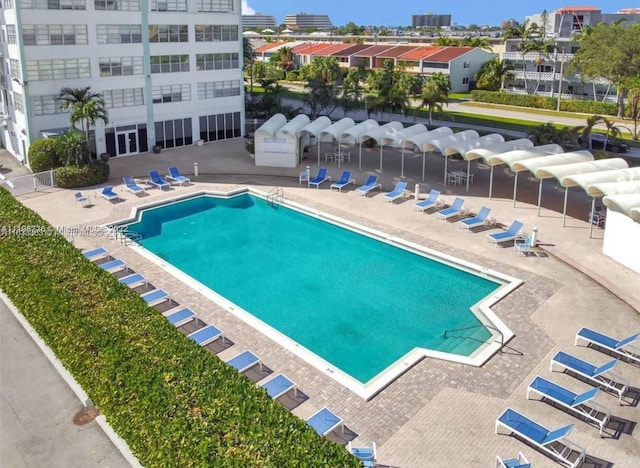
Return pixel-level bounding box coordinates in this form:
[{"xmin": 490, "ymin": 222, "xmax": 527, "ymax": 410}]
[
  {"xmin": 474, "ymin": 57, "xmax": 514, "ymax": 91},
  {"xmin": 573, "ymin": 115, "xmax": 607, "ymax": 150},
  {"xmin": 503, "ymin": 20, "xmax": 540, "ymax": 94},
  {"xmin": 58, "ymin": 87, "xmax": 108, "ymax": 144},
  {"xmin": 419, "ymin": 74, "xmax": 450, "ymax": 125},
  {"xmin": 341, "ymin": 65, "xmax": 367, "ymax": 116},
  {"xmin": 269, "ymin": 46, "xmax": 294, "ymax": 71}
]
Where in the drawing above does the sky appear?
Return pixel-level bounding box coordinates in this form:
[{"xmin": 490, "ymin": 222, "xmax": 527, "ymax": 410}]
[{"xmin": 241, "ymin": 1, "xmax": 639, "ymax": 27}]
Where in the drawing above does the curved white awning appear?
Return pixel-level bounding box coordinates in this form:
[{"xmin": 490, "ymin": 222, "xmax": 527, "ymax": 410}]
[
  {"xmin": 562, "ymin": 167, "xmax": 640, "ymax": 189},
  {"xmin": 443, "ymin": 133, "xmax": 504, "ymax": 157},
  {"xmin": 465, "ymin": 138, "xmax": 534, "ymax": 162},
  {"xmin": 276, "ymin": 114, "xmax": 310, "ymax": 138},
  {"xmin": 603, "ymin": 194, "xmax": 640, "ymax": 222},
  {"xmin": 423, "ymin": 130, "xmax": 479, "ymax": 154},
  {"xmin": 587, "ymin": 180, "xmax": 640, "ymax": 198},
  {"xmin": 318, "ymin": 117, "xmax": 355, "ymax": 142},
  {"xmin": 297, "ymin": 116, "xmax": 332, "ymax": 138},
  {"xmin": 361, "ymin": 121, "xmax": 405, "ymax": 145},
  {"xmin": 512, "ymin": 151, "xmax": 594, "ymax": 176},
  {"xmin": 340, "ymin": 119, "xmax": 379, "ymax": 144},
  {"xmin": 402, "ymin": 127, "xmax": 453, "ymax": 151},
  {"xmin": 486, "ymin": 144, "xmax": 564, "ymax": 167},
  {"xmin": 381, "ymin": 123, "xmax": 428, "ymax": 147},
  {"xmin": 535, "ymin": 158, "xmax": 628, "ymax": 181},
  {"xmin": 254, "ymin": 113, "xmax": 287, "ymax": 138}
]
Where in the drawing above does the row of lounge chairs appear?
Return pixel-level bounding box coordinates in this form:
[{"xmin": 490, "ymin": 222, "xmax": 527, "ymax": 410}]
[
  {"xmin": 83, "ymin": 246, "xmax": 363, "ymax": 453},
  {"xmin": 496, "ymin": 327, "xmax": 638, "ymax": 467}
]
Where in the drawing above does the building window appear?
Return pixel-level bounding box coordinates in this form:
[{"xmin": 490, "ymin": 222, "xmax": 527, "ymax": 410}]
[
  {"xmin": 197, "ymin": 80, "xmax": 241, "ymax": 99},
  {"xmin": 150, "ymin": 55, "xmax": 189, "ymax": 73},
  {"xmin": 155, "ymin": 118, "xmax": 192, "ymax": 149},
  {"xmin": 150, "ymin": 0, "xmax": 186, "ymax": 11},
  {"xmin": 26, "ymin": 58, "xmax": 91, "ymax": 81},
  {"xmin": 21, "ymin": 0, "xmax": 86, "ymax": 9},
  {"xmin": 463, "ymin": 61, "xmax": 470, "ymax": 68},
  {"xmin": 99, "ymin": 56, "xmax": 143, "ymax": 76},
  {"xmin": 102, "ymin": 88, "xmax": 144, "ymax": 108},
  {"xmin": 152, "ymin": 84, "xmax": 190, "ymax": 103},
  {"xmin": 7, "ymin": 25, "xmax": 17, "ymax": 44},
  {"xmin": 422, "ymin": 62, "xmax": 449, "ymax": 70},
  {"xmin": 3, "ymin": 0, "xmax": 14, "ymax": 9},
  {"xmin": 196, "ymin": 53, "xmax": 239, "ymax": 71},
  {"xmin": 199, "ymin": 112, "xmax": 240, "ymax": 142},
  {"xmin": 194, "ymin": 25, "xmax": 238, "ymax": 42},
  {"xmin": 23, "ymin": 24, "xmax": 88, "ymax": 46},
  {"xmin": 197, "ymin": 0, "xmax": 233, "ymax": 12},
  {"xmin": 9, "ymin": 59, "xmax": 22, "ymax": 82},
  {"xmin": 96, "ymin": 25, "xmax": 142, "ymax": 44},
  {"xmin": 94, "ymin": 0, "xmax": 139, "ymax": 10},
  {"xmin": 14, "ymin": 93, "xmax": 24, "ymax": 113},
  {"xmin": 32, "ymin": 95, "xmax": 64, "ymax": 115},
  {"xmin": 148, "ymin": 25, "xmax": 188, "ymax": 43},
  {"xmin": 462, "ymin": 77, "xmax": 469, "ymax": 85}
]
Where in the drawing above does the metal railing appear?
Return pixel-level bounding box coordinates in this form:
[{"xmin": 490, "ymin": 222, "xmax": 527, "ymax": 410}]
[
  {"xmin": 266, "ymin": 186, "xmax": 284, "ymax": 207},
  {"xmin": 0, "ymin": 169, "xmax": 56, "ymax": 196}
]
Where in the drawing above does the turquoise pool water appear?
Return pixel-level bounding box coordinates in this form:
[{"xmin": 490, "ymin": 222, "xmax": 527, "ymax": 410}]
[{"xmin": 126, "ymin": 194, "xmax": 499, "ymax": 383}]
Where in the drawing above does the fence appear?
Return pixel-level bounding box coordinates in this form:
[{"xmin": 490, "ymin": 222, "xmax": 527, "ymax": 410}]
[{"xmin": 0, "ymin": 169, "xmax": 56, "ymax": 196}]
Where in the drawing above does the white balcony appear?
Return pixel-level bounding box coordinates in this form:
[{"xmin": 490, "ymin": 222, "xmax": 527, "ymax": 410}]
[
  {"xmin": 513, "ymin": 70, "xmax": 560, "ymax": 82},
  {"xmin": 503, "ymin": 51, "xmax": 574, "ymax": 62}
]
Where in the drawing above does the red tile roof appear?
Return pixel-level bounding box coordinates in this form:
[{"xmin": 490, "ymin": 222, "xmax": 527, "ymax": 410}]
[
  {"xmin": 328, "ymin": 44, "xmax": 372, "ymax": 57},
  {"xmin": 290, "ymin": 42, "xmax": 334, "ymax": 54},
  {"xmin": 313, "ymin": 42, "xmax": 354, "ymax": 55},
  {"xmin": 254, "ymin": 41, "xmax": 286, "ymax": 53},
  {"xmin": 352, "ymin": 45, "xmax": 396, "ymax": 57},
  {"xmin": 398, "ymin": 46, "xmax": 442, "ymax": 61},
  {"xmin": 558, "ymin": 6, "xmax": 601, "ymax": 12},
  {"xmin": 421, "ymin": 46, "xmax": 474, "ymax": 62},
  {"xmin": 377, "ymin": 45, "xmax": 420, "ymax": 58}
]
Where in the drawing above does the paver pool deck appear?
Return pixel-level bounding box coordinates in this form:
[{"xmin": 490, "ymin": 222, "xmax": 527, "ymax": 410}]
[{"xmin": 5, "ymin": 138, "xmax": 640, "ymax": 467}]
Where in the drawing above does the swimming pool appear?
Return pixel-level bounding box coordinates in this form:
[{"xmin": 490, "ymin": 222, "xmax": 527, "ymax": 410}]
[{"xmin": 117, "ymin": 189, "xmax": 519, "ymax": 399}]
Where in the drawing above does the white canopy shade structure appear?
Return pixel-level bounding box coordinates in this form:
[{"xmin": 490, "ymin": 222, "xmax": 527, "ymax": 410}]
[
  {"xmin": 318, "ymin": 117, "xmax": 355, "ymax": 166},
  {"xmin": 465, "ymin": 139, "xmax": 535, "ymax": 197},
  {"xmin": 297, "ymin": 116, "xmax": 332, "ymax": 165},
  {"xmin": 561, "ymin": 167, "xmax": 640, "ymax": 237},
  {"xmin": 422, "ymin": 130, "xmax": 479, "ymax": 185},
  {"xmin": 536, "ymin": 158, "xmax": 629, "ymax": 226},
  {"xmin": 339, "ymin": 119, "xmax": 379, "ymax": 170},
  {"xmin": 360, "ymin": 121, "xmax": 405, "ymax": 172},
  {"xmin": 511, "ymin": 150, "xmax": 594, "ymax": 211},
  {"xmin": 254, "ymin": 114, "xmax": 302, "ymax": 168},
  {"xmin": 379, "ymin": 124, "xmax": 428, "ymax": 178},
  {"xmin": 485, "ymin": 144, "xmax": 564, "ymax": 167},
  {"xmin": 261, "ymin": 28, "xmax": 275, "ymax": 34},
  {"xmin": 603, "ymin": 194, "xmax": 640, "ymax": 222},
  {"xmin": 255, "ymin": 113, "xmax": 286, "ymax": 138},
  {"xmin": 443, "ymin": 134, "xmax": 505, "ymax": 191},
  {"xmin": 243, "ymin": 31, "xmax": 260, "ymax": 36},
  {"xmin": 402, "ymin": 127, "xmax": 453, "ymax": 181},
  {"xmin": 275, "ymin": 114, "xmax": 310, "ymax": 164},
  {"xmin": 586, "ymin": 180, "xmax": 640, "ymax": 198}
]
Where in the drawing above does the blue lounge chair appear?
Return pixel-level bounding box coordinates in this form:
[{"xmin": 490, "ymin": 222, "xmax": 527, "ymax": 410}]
[
  {"xmin": 148, "ymin": 170, "xmax": 171, "ymax": 190},
  {"xmin": 527, "ymin": 375, "xmax": 611, "ymax": 436},
  {"xmin": 458, "ymin": 206, "xmax": 492, "ymax": 230},
  {"xmin": 98, "ymin": 185, "xmax": 121, "ymax": 202},
  {"xmin": 75, "ymin": 192, "xmax": 89, "ymax": 206},
  {"xmin": 188, "ymin": 324, "xmax": 225, "ymax": 347},
  {"xmin": 348, "ymin": 441, "xmax": 377, "ymax": 468},
  {"xmin": 165, "ymin": 308, "xmax": 197, "ymax": 327},
  {"xmin": 355, "ymin": 175, "xmax": 382, "ymax": 196},
  {"xmin": 118, "ymin": 272, "xmax": 147, "ymax": 288},
  {"xmin": 382, "ymin": 181, "xmax": 408, "ymax": 203},
  {"xmin": 550, "ymin": 351, "xmax": 629, "ymax": 404},
  {"xmin": 260, "ymin": 373, "xmax": 297, "ymax": 400},
  {"xmin": 435, "ymin": 197, "xmax": 465, "ymax": 220},
  {"xmin": 306, "ymin": 407, "xmax": 343, "ymax": 436},
  {"xmin": 98, "ymin": 258, "xmax": 127, "ymax": 273},
  {"xmin": 495, "ymin": 408, "xmax": 585, "ymax": 468},
  {"xmin": 226, "ymin": 350, "xmax": 262, "ymax": 373},
  {"xmin": 495, "ymin": 452, "xmax": 531, "ymax": 468},
  {"xmin": 487, "ymin": 220, "xmax": 524, "ymax": 246},
  {"xmin": 140, "ymin": 289, "xmax": 171, "ymax": 307},
  {"xmin": 123, "ymin": 177, "xmax": 145, "ymax": 195},
  {"xmin": 308, "ymin": 167, "xmax": 331, "ymax": 188},
  {"xmin": 514, "ymin": 235, "xmax": 533, "ymax": 256},
  {"xmin": 83, "ymin": 247, "xmax": 108, "ymax": 261},
  {"xmin": 330, "ymin": 170, "xmax": 355, "ymax": 191},
  {"xmin": 413, "ymin": 189, "xmax": 441, "ymax": 212},
  {"xmin": 575, "ymin": 327, "xmax": 640, "ymax": 365},
  {"xmin": 167, "ymin": 167, "xmax": 191, "ymax": 186}
]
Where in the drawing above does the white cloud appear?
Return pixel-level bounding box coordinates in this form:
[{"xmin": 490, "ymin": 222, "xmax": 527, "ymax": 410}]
[{"xmin": 241, "ymin": 1, "xmax": 255, "ymax": 15}]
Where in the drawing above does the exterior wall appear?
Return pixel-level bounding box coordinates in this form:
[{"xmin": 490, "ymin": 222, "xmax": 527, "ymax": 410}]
[
  {"xmin": 242, "ymin": 14, "xmax": 277, "ymax": 29},
  {"xmin": 602, "ymin": 210, "xmax": 640, "ymax": 274},
  {"xmin": 284, "ymin": 14, "xmax": 333, "ymax": 30},
  {"xmin": 411, "ymin": 14, "xmax": 451, "ymax": 28},
  {"xmin": 1, "ymin": 0, "xmax": 244, "ymax": 165}
]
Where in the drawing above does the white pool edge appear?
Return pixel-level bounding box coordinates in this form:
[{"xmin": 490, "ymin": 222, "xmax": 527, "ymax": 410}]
[{"xmin": 109, "ymin": 187, "xmax": 521, "ymax": 401}]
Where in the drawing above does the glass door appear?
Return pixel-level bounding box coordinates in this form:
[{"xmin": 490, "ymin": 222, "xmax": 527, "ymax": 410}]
[{"xmin": 116, "ymin": 128, "xmax": 138, "ymax": 156}]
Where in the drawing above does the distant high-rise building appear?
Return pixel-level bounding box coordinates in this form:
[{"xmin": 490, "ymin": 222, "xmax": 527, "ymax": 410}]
[
  {"xmin": 242, "ymin": 13, "xmax": 277, "ymax": 30},
  {"xmin": 411, "ymin": 13, "xmax": 452, "ymax": 28},
  {"xmin": 284, "ymin": 13, "xmax": 333, "ymax": 30}
]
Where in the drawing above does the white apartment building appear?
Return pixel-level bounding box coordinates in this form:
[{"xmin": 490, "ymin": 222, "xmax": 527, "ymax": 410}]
[{"xmin": 0, "ymin": 0, "xmax": 244, "ymax": 164}]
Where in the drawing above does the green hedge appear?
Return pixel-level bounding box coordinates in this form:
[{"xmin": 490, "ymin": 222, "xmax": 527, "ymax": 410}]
[
  {"xmin": 0, "ymin": 189, "xmax": 359, "ymax": 467},
  {"xmin": 471, "ymin": 90, "xmax": 619, "ymax": 116},
  {"xmin": 28, "ymin": 139, "xmax": 61, "ymax": 173},
  {"xmin": 55, "ymin": 161, "xmax": 110, "ymax": 188}
]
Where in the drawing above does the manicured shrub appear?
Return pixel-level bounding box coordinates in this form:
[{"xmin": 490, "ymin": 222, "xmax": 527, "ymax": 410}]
[
  {"xmin": 55, "ymin": 161, "xmax": 110, "ymax": 188},
  {"xmin": 0, "ymin": 188, "xmax": 359, "ymax": 467},
  {"xmin": 28, "ymin": 138, "xmax": 61, "ymax": 173}
]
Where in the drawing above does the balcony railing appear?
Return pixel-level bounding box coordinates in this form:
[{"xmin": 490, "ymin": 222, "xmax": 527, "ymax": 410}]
[
  {"xmin": 503, "ymin": 89, "xmax": 617, "ymax": 103},
  {"xmin": 503, "ymin": 51, "xmax": 575, "ymax": 62},
  {"xmin": 513, "ymin": 71, "xmax": 560, "ymax": 82}
]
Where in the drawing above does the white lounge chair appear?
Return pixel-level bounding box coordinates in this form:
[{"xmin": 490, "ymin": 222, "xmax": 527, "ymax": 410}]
[
  {"xmin": 575, "ymin": 327, "xmax": 640, "ymax": 364},
  {"xmin": 495, "ymin": 452, "xmax": 531, "ymax": 468},
  {"xmin": 123, "ymin": 177, "xmax": 145, "ymax": 195},
  {"xmin": 308, "ymin": 167, "xmax": 331, "ymax": 189},
  {"xmin": 514, "ymin": 235, "xmax": 534, "ymax": 256},
  {"xmin": 165, "ymin": 308, "xmax": 198, "ymax": 327},
  {"xmin": 148, "ymin": 170, "xmax": 171, "ymax": 190},
  {"xmin": 83, "ymin": 247, "xmax": 108, "ymax": 261},
  {"xmin": 306, "ymin": 407, "xmax": 343, "ymax": 436},
  {"xmin": 355, "ymin": 175, "xmax": 381, "ymax": 196},
  {"xmin": 226, "ymin": 350, "xmax": 262, "ymax": 373},
  {"xmin": 98, "ymin": 185, "xmax": 121, "ymax": 202},
  {"xmin": 118, "ymin": 272, "xmax": 147, "ymax": 288},
  {"xmin": 413, "ymin": 189, "xmax": 441, "ymax": 212},
  {"xmin": 382, "ymin": 181, "xmax": 408, "ymax": 203},
  {"xmin": 458, "ymin": 206, "xmax": 491, "ymax": 230},
  {"xmin": 435, "ymin": 197, "xmax": 465, "ymax": 220},
  {"xmin": 487, "ymin": 220, "xmax": 523, "ymax": 246},
  {"xmin": 527, "ymin": 375, "xmax": 611, "ymax": 436},
  {"xmin": 260, "ymin": 373, "xmax": 297, "ymax": 400},
  {"xmin": 98, "ymin": 258, "xmax": 127, "ymax": 273},
  {"xmin": 188, "ymin": 324, "xmax": 225, "ymax": 347},
  {"xmin": 495, "ymin": 408, "xmax": 585, "ymax": 468},
  {"xmin": 330, "ymin": 170, "xmax": 355, "ymax": 191},
  {"xmin": 167, "ymin": 167, "xmax": 191, "ymax": 186}
]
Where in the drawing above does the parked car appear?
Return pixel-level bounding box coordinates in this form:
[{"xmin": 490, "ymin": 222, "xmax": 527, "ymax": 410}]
[{"xmin": 578, "ymin": 133, "xmax": 629, "ymax": 153}]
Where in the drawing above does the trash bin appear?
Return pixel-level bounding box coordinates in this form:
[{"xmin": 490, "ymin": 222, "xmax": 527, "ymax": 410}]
[{"xmin": 152, "ymin": 145, "xmax": 161, "ymax": 154}]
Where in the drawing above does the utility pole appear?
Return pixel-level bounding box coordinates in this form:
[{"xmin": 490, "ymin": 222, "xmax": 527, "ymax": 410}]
[{"xmin": 556, "ymin": 48, "xmax": 565, "ymax": 112}]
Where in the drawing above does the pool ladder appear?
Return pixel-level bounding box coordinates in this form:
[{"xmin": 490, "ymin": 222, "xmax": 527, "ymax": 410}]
[
  {"xmin": 267, "ymin": 186, "xmax": 284, "ymax": 207},
  {"xmin": 111, "ymin": 226, "xmax": 142, "ymax": 246}
]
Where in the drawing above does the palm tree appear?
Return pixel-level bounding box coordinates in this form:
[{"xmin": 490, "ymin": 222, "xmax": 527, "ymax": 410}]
[
  {"xmin": 503, "ymin": 20, "xmax": 539, "ymax": 93},
  {"xmin": 573, "ymin": 115, "xmax": 606, "ymax": 149},
  {"xmin": 270, "ymin": 46, "xmax": 294, "ymax": 71},
  {"xmin": 419, "ymin": 78, "xmax": 449, "ymax": 125},
  {"xmin": 474, "ymin": 58, "xmax": 515, "ymax": 91},
  {"xmin": 58, "ymin": 87, "xmax": 108, "ymax": 144}
]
